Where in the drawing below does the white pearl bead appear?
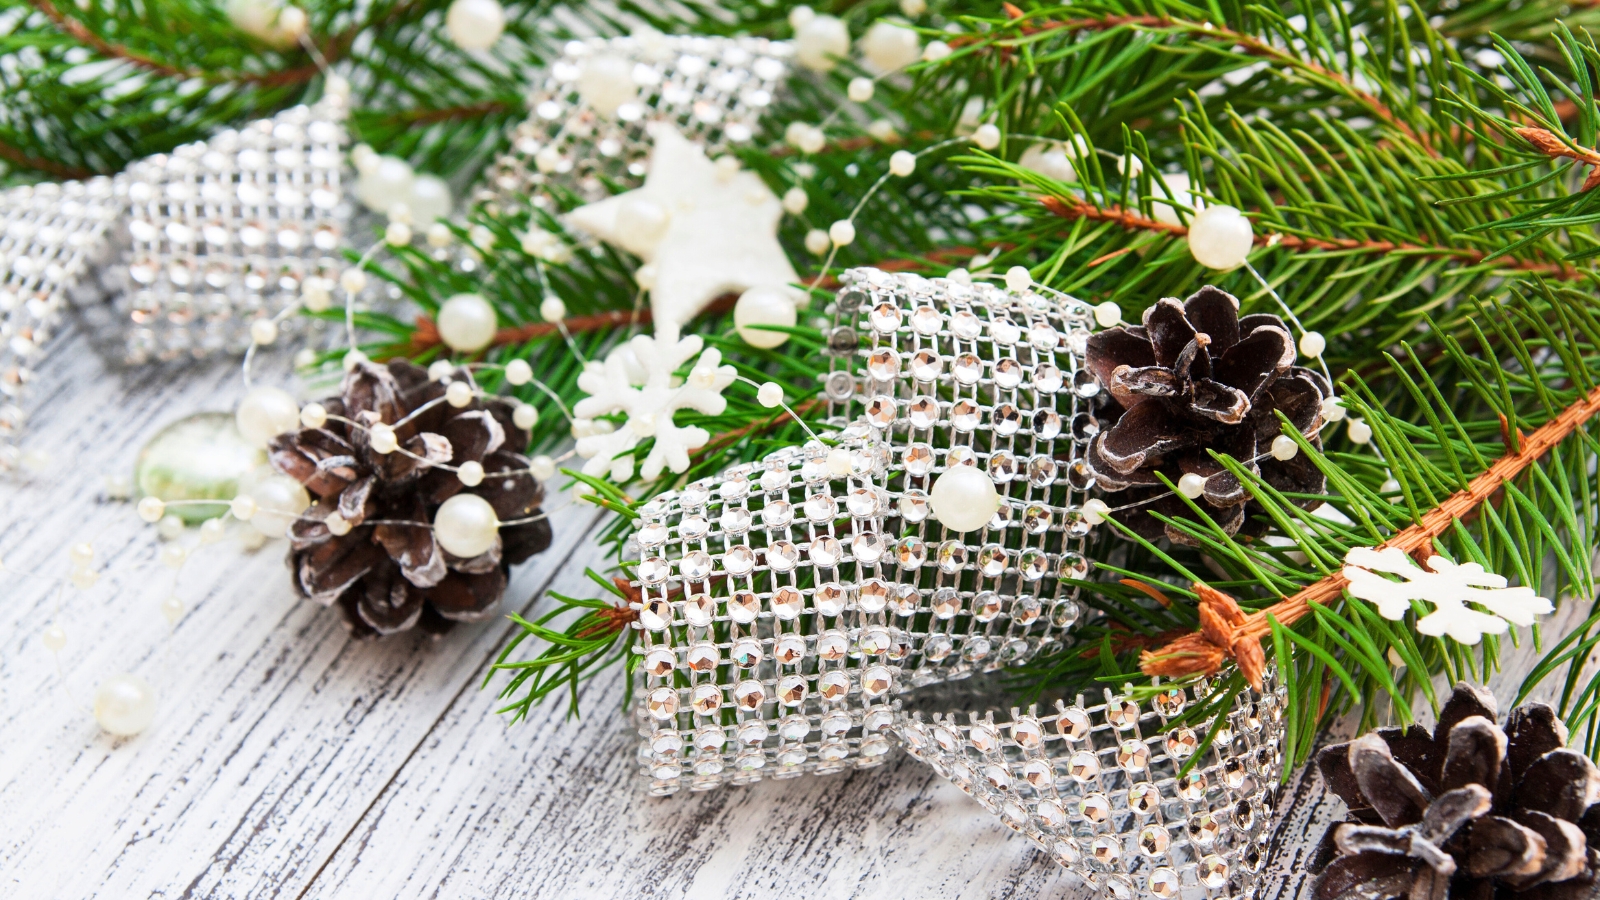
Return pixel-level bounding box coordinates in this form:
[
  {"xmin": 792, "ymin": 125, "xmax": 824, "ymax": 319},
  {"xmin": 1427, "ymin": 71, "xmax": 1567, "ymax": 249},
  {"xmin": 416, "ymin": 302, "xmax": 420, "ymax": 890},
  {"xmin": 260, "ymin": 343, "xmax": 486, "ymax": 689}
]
[
  {"xmin": 795, "ymin": 14, "xmax": 850, "ymax": 72},
  {"xmin": 1270, "ymin": 434, "xmax": 1299, "ymax": 461},
  {"xmin": 294, "ymin": 348, "xmax": 316, "ymax": 369},
  {"xmin": 861, "ymin": 21, "xmax": 922, "ymax": 72},
  {"xmin": 614, "ymin": 196, "xmax": 671, "ymax": 256},
  {"xmin": 530, "ymin": 455, "xmax": 556, "ymax": 481},
  {"xmin": 199, "ymin": 517, "xmax": 226, "ymax": 544},
  {"xmin": 159, "ymin": 543, "xmax": 187, "ymax": 569},
  {"xmin": 578, "ymin": 54, "xmax": 636, "ymax": 117},
  {"xmin": 302, "ymin": 278, "xmax": 331, "ymax": 312},
  {"xmin": 427, "ymin": 223, "xmax": 454, "ymax": 247},
  {"xmin": 534, "ymin": 146, "xmax": 562, "ymax": 174},
  {"xmin": 1348, "ymin": 419, "xmax": 1373, "ymax": 444},
  {"xmin": 230, "ymin": 494, "xmax": 257, "ymax": 521},
  {"xmin": 238, "ymin": 528, "xmax": 267, "ymax": 551},
  {"xmin": 248, "ymin": 475, "xmax": 310, "ymax": 538},
  {"xmin": 369, "ymin": 423, "xmax": 398, "ymax": 454},
  {"xmin": 796, "ymin": 125, "xmax": 825, "ymax": 155},
  {"xmin": 1005, "ymin": 266, "xmax": 1032, "ymax": 292},
  {"xmin": 160, "ymin": 595, "xmax": 184, "ymax": 624},
  {"xmin": 434, "ymin": 493, "xmax": 500, "ymax": 558},
  {"xmin": 1299, "ymin": 330, "xmax": 1326, "ymax": 359},
  {"xmin": 339, "ymin": 267, "xmax": 368, "ymax": 294},
  {"xmin": 437, "ymin": 293, "xmax": 499, "ymax": 353},
  {"xmin": 513, "ymin": 404, "xmax": 538, "ymax": 430},
  {"xmin": 1321, "ymin": 396, "xmax": 1347, "ymax": 422},
  {"xmin": 901, "ymin": 0, "xmax": 927, "ymax": 14},
  {"xmin": 1081, "ymin": 498, "xmax": 1110, "ymax": 526},
  {"xmin": 789, "ymin": 5, "xmax": 815, "ymax": 28},
  {"xmin": 407, "ymin": 174, "xmax": 453, "ymax": 225},
  {"xmin": 1151, "ymin": 172, "xmax": 1201, "ymax": 226},
  {"xmin": 804, "ymin": 229, "xmax": 831, "ymax": 255},
  {"xmin": 734, "ymin": 286, "xmax": 798, "ymax": 349},
  {"xmin": 351, "ymin": 144, "xmax": 378, "ymax": 175},
  {"xmin": 921, "ymin": 40, "xmax": 951, "ymax": 62},
  {"xmin": 429, "ymin": 360, "xmax": 455, "ymax": 382},
  {"xmin": 930, "ymin": 466, "xmax": 1000, "ymax": 533},
  {"xmin": 757, "ymin": 382, "xmax": 784, "ymax": 408},
  {"xmin": 868, "ymin": 118, "xmax": 898, "ymax": 141},
  {"xmin": 505, "ymin": 359, "xmax": 532, "ymax": 385},
  {"xmin": 326, "ymin": 513, "xmax": 352, "ymax": 536},
  {"xmin": 43, "ymin": 624, "xmax": 66, "ymax": 652},
  {"xmin": 634, "ymin": 263, "xmax": 658, "ymax": 289},
  {"xmin": 384, "ymin": 221, "xmax": 412, "ymax": 246},
  {"xmin": 158, "ymin": 514, "xmax": 185, "ymax": 541},
  {"xmin": 974, "ymin": 123, "xmax": 1002, "ymax": 150},
  {"xmin": 1094, "ymin": 301, "xmax": 1122, "ymax": 328},
  {"xmin": 889, "ymin": 150, "xmax": 916, "ymax": 177},
  {"xmin": 1188, "ymin": 204, "xmax": 1253, "ymax": 269},
  {"xmin": 1119, "ymin": 154, "xmax": 1143, "ymax": 177},
  {"xmin": 137, "ymin": 496, "xmax": 166, "ymax": 523},
  {"xmin": 781, "ymin": 187, "xmax": 809, "ymax": 215},
  {"xmin": 70, "ymin": 542, "xmax": 94, "ymax": 567},
  {"xmin": 829, "ymin": 219, "xmax": 856, "ymax": 247},
  {"xmin": 445, "ymin": 0, "xmax": 504, "ymax": 50},
  {"xmin": 94, "ymin": 673, "xmax": 158, "ymax": 736},
  {"xmin": 1177, "ymin": 472, "xmax": 1208, "ymax": 498},
  {"xmin": 250, "ymin": 318, "xmax": 279, "ymax": 346},
  {"xmin": 355, "ymin": 156, "xmax": 415, "ymax": 215},
  {"xmin": 946, "ymin": 267, "xmax": 971, "ymax": 285},
  {"xmin": 458, "ymin": 460, "xmax": 485, "ymax": 487},
  {"xmin": 237, "ymin": 385, "xmax": 301, "ymax": 448},
  {"xmin": 445, "ymin": 381, "xmax": 474, "ymax": 408},
  {"xmin": 70, "ymin": 568, "xmax": 99, "ymax": 589},
  {"xmin": 539, "ymin": 296, "xmax": 566, "ymax": 322},
  {"xmin": 825, "ymin": 447, "xmax": 852, "ymax": 476},
  {"xmin": 276, "ymin": 5, "xmax": 307, "ymax": 39},
  {"xmin": 848, "ymin": 77, "xmax": 875, "ymax": 103}
]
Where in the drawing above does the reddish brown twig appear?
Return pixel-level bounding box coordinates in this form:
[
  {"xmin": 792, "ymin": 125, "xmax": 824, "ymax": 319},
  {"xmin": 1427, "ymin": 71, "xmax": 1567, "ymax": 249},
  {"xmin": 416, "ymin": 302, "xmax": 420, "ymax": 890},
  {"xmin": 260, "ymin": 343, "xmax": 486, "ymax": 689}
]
[
  {"xmin": 1140, "ymin": 382, "xmax": 1600, "ymax": 680},
  {"xmin": 1516, "ymin": 125, "xmax": 1600, "ymax": 191},
  {"xmin": 0, "ymin": 138, "xmax": 93, "ymax": 180},
  {"xmin": 1039, "ymin": 195, "xmax": 1583, "ymax": 280}
]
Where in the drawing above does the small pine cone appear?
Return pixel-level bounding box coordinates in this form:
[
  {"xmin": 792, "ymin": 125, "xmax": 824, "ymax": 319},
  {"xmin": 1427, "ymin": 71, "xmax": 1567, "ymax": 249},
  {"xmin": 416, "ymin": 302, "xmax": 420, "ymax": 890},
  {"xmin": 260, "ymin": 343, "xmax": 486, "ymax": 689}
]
[
  {"xmin": 1083, "ymin": 286, "xmax": 1328, "ymax": 544},
  {"xmin": 268, "ymin": 360, "xmax": 553, "ymax": 638},
  {"xmin": 1312, "ymin": 682, "xmax": 1600, "ymax": 900}
]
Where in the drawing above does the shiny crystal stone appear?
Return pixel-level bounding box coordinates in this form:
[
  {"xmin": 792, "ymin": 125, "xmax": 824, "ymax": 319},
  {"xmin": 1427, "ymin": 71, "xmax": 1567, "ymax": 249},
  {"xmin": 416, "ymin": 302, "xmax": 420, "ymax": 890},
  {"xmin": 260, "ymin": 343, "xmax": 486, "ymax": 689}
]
[
  {"xmin": 847, "ymin": 488, "xmax": 877, "ymax": 517},
  {"xmin": 682, "ymin": 593, "xmax": 715, "ymax": 627},
  {"xmin": 686, "ymin": 642, "xmax": 719, "ymax": 672},
  {"xmin": 1167, "ymin": 727, "xmax": 1199, "ymax": 760},
  {"xmin": 1013, "ymin": 596, "xmax": 1041, "ymax": 625},
  {"xmin": 910, "ymin": 305, "xmax": 942, "ymax": 334},
  {"xmin": 812, "ymin": 630, "xmax": 847, "ymax": 662},
  {"xmin": 818, "ymin": 671, "xmax": 850, "ymax": 702},
  {"xmin": 644, "ymin": 648, "xmax": 676, "ymax": 678},
  {"xmin": 681, "ymin": 550, "xmax": 713, "ymax": 580},
  {"xmin": 949, "ymin": 399, "xmax": 980, "ymax": 432},
  {"xmin": 910, "ymin": 349, "xmax": 942, "ymax": 381},
  {"xmin": 859, "ymin": 628, "xmax": 891, "ymax": 656},
  {"xmin": 776, "ymin": 675, "xmax": 808, "ymax": 707},
  {"xmin": 907, "ymin": 395, "xmax": 940, "ymax": 429},
  {"xmin": 814, "ymin": 582, "xmax": 846, "ymax": 616},
  {"xmin": 988, "ymin": 450, "xmax": 1018, "ymax": 483},
  {"xmin": 1177, "ymin": 773, "xmax": 1207, "ymax": 802},
  {"xmin": 858, "ymin": 578, "xmax": 890, "ymax": 613},
  {"xmin": 1068, "ymin": 750, "xmax": 1100, "ymax": 781},
  {"xmin": 1153, "ymin": 688, "xmax": 1187, "ymax": 717},
  {"xmin": 1213, "ymin": 723, "xmax": 1235, "ymax": 746},
  {"xmin": 680, "ymin": 482, "xmax": 711, "ymax": 507},
  {"xmin": 691, "ymin": 684, "xmax": 722, "ymax": 715},
  {"xmin": 948, "ymin": 446, "xmax": 978, "ymax": 468},
  {"xmin": 1147, "ymin": 867, "xmax": 1179, "ymax": 899},
  {"xmin": 1199, "ymin": 855, "xmax": 1229, "ymax": 888},
  {"xmin": 1051, "ymin": 838, "xmax": 1080, "ymax": 864},
  {"xmin": 1234, "ymin": 799, "xmax": 1256, "ymax": 832},
  {"xmin": 931, "ymin": 587, "xmax": 960, "ymax": 619},
  {"xmin": 734, "ymin": 680, "xmax": 765, "ymax": 711},
  {"xmin": 736, "ymin": 751, "xmax": 765, "ymax": 771},
  {"xmin": 1028, "ymin": 454, "xmax": 1058, "ymax": 486},
  {"xmin": 1224, "ymin": 758, "xmax": 1247, "ymax": 789},
  {"xmin": 1009, "ymin": 717, "xmax": 1043, "ymax": 748},
  {"xmin": 937, "ymin": 540, "xmax": 968, "ymax": 574},
  {"xmin": 951, "ymin": 353, "xmax": 982, "ymax": 385},
  {"xmin": 638, "ymin": 522, "xmax": 668, "ymax": 545},
  {"xmin": 1019, "ymin": 549, "xmax": 1049, "ymax": 581},
  {"xmin": 1107, "ymin": 699, "xmax": 1141, "ymax": 730},
  {"xmin": 773, "ymin": 635, "xmax": 806, "ymax": 666},
  {"xmin": 893, "ymin": 536, "xmax": 927, "ymax": 570},
  {"xmin": 769, "ymin": 586, "xmax": 803, "ymax": 620},
  {"xmin": 651, "ymin": 763, "xmax": 682, "ymax": 781},
  {"xmin": 1032, "ymin": 408, "xmax": 1062, "ymax": 439},
  {"xmin": 993, "ymin": 357, "xmax": 1023, "ymax": 389},
  {"xmin": 722, "ymin": 545, "xmax": 756, "ymax": 575},
  {"xmin": 719, "ymin": 507, "xmax": 753, "ymax": 533},
  {"xmin": 804, "ymin": 492, "xmax": 838, "ymax": 522},
  {"xmin": 867, "ymin": 348, "xmax": 900, "ymax": 380},
  {"xmin": 810, "ymin": 535, "xmax": 843, "ymax": 568},
  {"xmin": 861, "ymin": 666, "xmax": 892, "ymax": 696},
  {"xmin": 777, "ymin": 748, "xmax": 807, "ymax": 767},
  {"xmin": 760, "ymin": 465, "xmax": 791, "ymax": 492},
  {"xmin": 985, "ymin": 765, "xmax": 1012, "ymax": 790},
  {"xmin": 1022, "ymin": 504, "xmax": 1052, "ymax": 534},
  {"xmin": 727, "ymin": 590, "xmax": 759, "ymax": 623},
  {"xmin": 990, "ymin": 318, "xmax": 1021, "ymax": 345},
  {"xmin": 1033, "ymin": 363, "xmax": 1063, "ymax": 393},
  {"xmin": 1057, "ymin": 707, "xmax": 1091, "ymax": 740},
  {"xmin": 730, "ymin": 639, "xmax": 762, "ymax": 669},
  {"xmin": 767, "ymin": 541, "xmax": 800, "ymax": 572},
  {"xmin": 966, "ymin": 724, "xmax": 998, "ymax": 753},
  {"xmin": 650, "ymin": 729, "xmax": 681, "ymax": 756},
  {"xmin": 974, "ymin": 544, "xmax": 1007, "ymax": 578},
  {"xmin": 948, "ymin": 309, "xmax": 981, "ymax": 339},
  {"xmin": 1090, "ymin": 837, "xmax": 1121, "ymax": 865},
  {"xmin": 639, "ymin": 556, "xmax": 670, "ymax": 584},
  {"xmin": 1021, "ymin": 759, "xmax": 1052, "ymax": 788},
  {"xmin": 852, "ymin": 531, "xmax": 886, "ymax": 563},
  {"xmin": 932, "ymin": 726, "xmax": 958, "ymax": 752},
  {"xmin": 924, "ymin": 635, "xmax": 954, "ymax": 662},
  {"xmin": 973, "ymin": 591, "xmax": 1003, "ymax": 622},
  {"xmin": 1138, "ymin": 825, "xmax": 1171, "ymax": 857},
  {"xmin": 1057, "ymin": 552, "xmax": 1090, "ymax": 581},
  {"xmin": 1029, "ymin": 322, "xmax": 1059, "ymax": 351},
  {"xmin": 963, "ymin": 637, "xmax": 992, "ymax": 662},
  {"xmin": 864, "ymin": 394, "xmax": 896, "ymax": 428},
  {"xmin": 648, "ymin": 687, "xmax": 679, "ymax": 720},
  {"xmin": 640, "ymin": 598, "xmax": 672, "ymax": 631},
  {"xmin": 762, "ymin": 500, "xmax": 793, "ymax": 529},
  {"xmin": 869, "ymin": 302, "xmax": 901, "ymax": 333},
  {"xmin": 1129, "ymin": 782, "xmax": 1161, "ymax": 815},
  {"xmin": 821, "ymin": 711, "xmax": 852, "ymax": 736},
  {"xmin": 819, "ymin": 740, "xmax": 850, "ymax": 763},
  {"xmin": 1118, "ymin": 739, "xmax": 1151, "ymax": 771},
  {"xmin": 991, "ymin": 403, "xmax": 1022, "ymax": 436},
  {"xmin": 898, "ymin": 490, "xmax": 931, "ymax": 523},
  {"xmin": 775, "ymin": 715, "xmax": 809, "ymax": 742},
  {"xmin": 1073, "ymin": 368, "xmax": 1101, "ymax": 398},
  {"xmin": 862, "ymin": 710, "xmax": 893, "ymax": 733}
]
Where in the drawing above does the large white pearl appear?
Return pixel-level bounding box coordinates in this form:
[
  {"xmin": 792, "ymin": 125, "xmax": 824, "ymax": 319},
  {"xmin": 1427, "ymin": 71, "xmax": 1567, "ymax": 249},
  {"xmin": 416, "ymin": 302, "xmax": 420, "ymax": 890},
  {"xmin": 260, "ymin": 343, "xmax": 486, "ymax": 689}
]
[
  {"xmin": 237, "ymin": 386, "xmax": 301, "ymax": 448},
  {"xmin": 94, "ymin": 673, "xmax": 157, "ymax": 736},
  {"xmin": 930, "ymin": 466, "xmax": 1000, "ymax": 533},
  {"xmin": 578, "ymin": 54, "xmax": 637, "ymax": 118},
  {"xmin": 795, "ymin": 14, "xmax": 850, "ymax": 72},
  {"xmin": 1188, "ymin": 204, "xmax": 1253, "ymax": 269},
  {"xmin": 248, "ymin": 474, "xmax": 311, "ymax": 538},
  {"xmin": 355, "ymin": 156, "xmax": 416, "ymax": 215},
  {"xmin": 1152, "ymin": 172, "xmax": 1201, "ymax": 226},
  {"xmin": 407, "ymin": 174, "xmax": 453, "ymax": 225},
  {"xmin": 434, "ymin": 493, "xmax": 499, "ymax": 558},
  {"xmin": 733, "ymin": 286, "xmax": 798, "ymax": 349},
  {"xmin": 861, "ymin": 21, "xmax": 921, "ymax": 72},
  {"xmin": 614, "ymin": 196, "xmax": 671, "ymax": 257},
  {"xmin": 437, "ymin": 293, "xmax": 499, "ymax": 353},
  {"xmin": 445, "ymin": 0, "xmax": 504, "ymax": 50}
]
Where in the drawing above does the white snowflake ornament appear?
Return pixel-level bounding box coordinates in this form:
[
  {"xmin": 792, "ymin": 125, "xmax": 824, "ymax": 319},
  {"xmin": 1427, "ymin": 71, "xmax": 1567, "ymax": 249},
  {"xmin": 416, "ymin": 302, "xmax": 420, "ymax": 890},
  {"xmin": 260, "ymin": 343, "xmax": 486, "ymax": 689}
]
[
  {"xmin": 1343, "ymin": 546, "xmax": 1553, "ymax": 645},
  {"xmin": 572, "ymin": 324, "xmax": 736, "ymax": 482}
]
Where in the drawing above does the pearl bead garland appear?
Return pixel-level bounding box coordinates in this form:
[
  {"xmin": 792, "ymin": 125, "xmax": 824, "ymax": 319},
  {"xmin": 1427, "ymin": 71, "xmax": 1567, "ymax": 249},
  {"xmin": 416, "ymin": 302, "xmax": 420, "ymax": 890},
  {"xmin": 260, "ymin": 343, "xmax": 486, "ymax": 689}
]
[
  {"xmin": 458, "ymin": 460, "xmax": 485, "ymax": 487},
  {"xmin": 861, "ymin": 20, "xmax": 922, "ymax": 73},
  {"xmin": 437, "ymin": 293, "xmax": 499, "ymax": 353},
  {"xmin": 1094, "ymin": 301, "xmax": 1122, "ymax": 328},
  {"xmin": 505, "ymin": 359, "xmax": 532, "ymax": 385},
  {"xmin": 1187, "ymin": 204, "xmax": 1254, "ymax": 269},
  {"xmin": 246, "ymin": 475, "xmax": 310, "ymax": 538},
  {"xmin": 94, "ymin": 673, "xmax": 158, "ymax": 736},
  {"xmin": 733, "ymin": 286, "xmax": 797, "ymax": 349},
  {"xmin": 236, "ymin": 386, "xmax": 301, "ymax": 448},
  {"xmin": 513, "ymin": 404, "xmax": 538, "ymax": 429},
  {"xmin": 445, "ymin": 381, "xmax": 474, "ymax": 408},
  {"xmin": 445, "ymin": 0, "xmax": 504, "ymax": 50},
  {"xmin": 757, "ymin": 382, "xmax": 784, "ymax": 408},
  {"xmin": 929, "ymin": 466, "xmax": 1000, "ymax": 533},
  {"xmin": 888, "ymin": 150, "xmax": 916, "ymax": 177},
  {"xmin": 1270, "ymin": 434, "xmax": 1300, "ymax": 461},
  {"xmin": 795, "ymin": 14, "xmax": 850, "ymax": 72},
  {"xmin": 1081, "ymin": 498, "xmax": 1110, "ymax": 526},
  {"xmin": 1177, "ymin": 472, "xmax": 1208, "ymax": 499},
  {"xmin": 973, "ymin": 123, "xmax": 1001, "ymax": 150},
  {"xmin": 368, "ymin": 423, "xmax": 398, "ymax": 454},
  {"xmin": 433, "ymin": 493, "xmax": 500, "ymax": 558},
  {"xmin": 1299, "ymin": 330, "xmax": 1326, "ymax": 359},
  {"xmin": 829, "ymin": 220, "xmax": 856, "ymax": 247},
  {"xmin": 1347, "ymin": 418, "xmax": 1373, "ymax": 444}
]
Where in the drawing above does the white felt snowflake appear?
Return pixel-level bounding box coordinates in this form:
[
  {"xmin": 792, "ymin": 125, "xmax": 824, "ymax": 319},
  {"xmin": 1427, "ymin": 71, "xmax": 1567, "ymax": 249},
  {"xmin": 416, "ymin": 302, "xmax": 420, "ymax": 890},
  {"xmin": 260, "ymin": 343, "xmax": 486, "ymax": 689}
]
[
  {"xmin": 572, "ymin": 323, "xmax": 736, "ymax": 482},
  {"xmin": 1342, "ymin": 546, "xmax": 1553, "ymax": 645}
]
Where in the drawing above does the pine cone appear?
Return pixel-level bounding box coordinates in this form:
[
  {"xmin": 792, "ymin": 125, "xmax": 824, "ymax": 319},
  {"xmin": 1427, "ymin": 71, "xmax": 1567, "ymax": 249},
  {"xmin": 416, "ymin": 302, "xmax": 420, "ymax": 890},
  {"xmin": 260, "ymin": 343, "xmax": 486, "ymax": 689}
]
[
  {"xmin": 1312, "ymin": 682, "xmax": 1600, "ymax": 900},
  {"xmin": 267, "ymin": 360, "xmax": 552, "ymax": 637},
  {"xmin": 1083, "ymin": 286, "xmax": 1328, "ymax": 544}
]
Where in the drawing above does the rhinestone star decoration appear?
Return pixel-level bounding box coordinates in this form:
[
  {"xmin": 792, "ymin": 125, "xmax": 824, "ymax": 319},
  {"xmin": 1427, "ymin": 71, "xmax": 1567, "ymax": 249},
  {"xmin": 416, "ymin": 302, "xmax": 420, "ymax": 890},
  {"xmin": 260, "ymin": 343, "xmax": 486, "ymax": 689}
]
[
  {"xmin": 573, "ymin": 323, "xmax": 736, "ymax": 482},
  {"xmin": 565, "ymin": 125, "xmax": 798, "ymax": 328},
  {"xmin": 1343, "ymin": 546, "xmax": 1553, "ymax": 644}
]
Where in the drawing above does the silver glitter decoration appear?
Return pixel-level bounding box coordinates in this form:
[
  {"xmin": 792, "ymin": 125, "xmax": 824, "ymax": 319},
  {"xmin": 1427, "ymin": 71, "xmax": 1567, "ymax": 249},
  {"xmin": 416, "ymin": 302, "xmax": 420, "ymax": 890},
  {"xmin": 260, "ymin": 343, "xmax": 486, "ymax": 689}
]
[
  {"xmin": 631, "ymin": 426, "xmax": 902, "ymax": 794},
  {"xmin": 0, "ymin": 178, "xmax": 119, "ymax": 467},
  {"xmin": 899, "ymin": 675, "xmax": 1286, "ymax": 900},
  {"xmin": 91, "ymin": 94, "xmax": 350, "ymax": 364},
  {"xmin": 825, "ymin": 267, "xmax": 1101, "ymax": 684},
  {"xmin": 477, "ymin": 33, "xmax": 792, "ymax": 212}
]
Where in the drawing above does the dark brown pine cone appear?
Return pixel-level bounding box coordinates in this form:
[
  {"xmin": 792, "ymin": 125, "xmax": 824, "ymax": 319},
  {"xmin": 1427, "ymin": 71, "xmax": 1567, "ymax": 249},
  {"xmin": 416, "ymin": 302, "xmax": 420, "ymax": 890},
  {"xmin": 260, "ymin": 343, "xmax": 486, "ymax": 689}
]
[
  {"xmin": 267, "ymin": 360, "xmax": 552, "ymax": 638},
  {"xmin": 1313, "ymin": 683, "xmax": 1600, "ymax": 900},
  {"xmin": 1083, "ymin": 286, "xmax": 1329, "ymax": 544}
]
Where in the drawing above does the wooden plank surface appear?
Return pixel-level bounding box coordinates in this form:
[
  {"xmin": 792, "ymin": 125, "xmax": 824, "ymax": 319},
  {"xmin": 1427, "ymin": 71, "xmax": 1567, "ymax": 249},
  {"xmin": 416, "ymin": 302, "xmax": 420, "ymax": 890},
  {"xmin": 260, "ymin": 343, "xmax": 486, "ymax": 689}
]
[{"xmin": 0, "ymin": 323, "xmax": 1590, "ymax": 899}]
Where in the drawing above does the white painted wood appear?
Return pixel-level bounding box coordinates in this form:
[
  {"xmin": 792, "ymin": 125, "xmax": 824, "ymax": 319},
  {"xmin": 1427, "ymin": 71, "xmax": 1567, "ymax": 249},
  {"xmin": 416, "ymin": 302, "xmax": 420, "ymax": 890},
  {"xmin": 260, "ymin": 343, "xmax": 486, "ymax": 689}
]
[{"xmin": 0, "ymin": 322, "xmax": 1592, "ymax": 900}]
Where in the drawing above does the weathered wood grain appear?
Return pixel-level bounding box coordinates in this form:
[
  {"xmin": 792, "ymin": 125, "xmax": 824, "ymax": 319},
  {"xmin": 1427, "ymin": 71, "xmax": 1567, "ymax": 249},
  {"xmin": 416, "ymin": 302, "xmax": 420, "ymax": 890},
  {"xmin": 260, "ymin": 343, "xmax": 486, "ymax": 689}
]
[{"xmin": 1, "ymin": 323, "xmax": 1594, "ymax": 900}]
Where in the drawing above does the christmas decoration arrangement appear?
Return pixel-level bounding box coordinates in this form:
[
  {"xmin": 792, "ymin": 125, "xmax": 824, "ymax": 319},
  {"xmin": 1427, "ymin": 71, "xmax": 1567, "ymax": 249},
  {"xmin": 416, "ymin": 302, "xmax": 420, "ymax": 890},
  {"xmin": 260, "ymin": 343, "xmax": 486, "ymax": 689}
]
[{"xmin": 11, "ymin": 0, "xmax": 1600, "ymax": 898}]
